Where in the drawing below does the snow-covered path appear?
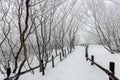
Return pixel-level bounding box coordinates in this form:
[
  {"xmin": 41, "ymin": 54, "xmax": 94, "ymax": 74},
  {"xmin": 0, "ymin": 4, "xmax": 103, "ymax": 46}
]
[
  {"xmin": 39, "ymin": 46, "xmax": 108, "ymax": 80},
  {"xmin": 1, "ymin": 46, "xmax": 119, "ymax": 80}
]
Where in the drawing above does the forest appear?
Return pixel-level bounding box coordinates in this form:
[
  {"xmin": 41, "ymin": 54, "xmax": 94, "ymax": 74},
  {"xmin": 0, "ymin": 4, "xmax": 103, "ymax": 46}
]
[{"xmin": 0, "ymin": 0, "xmax": 120, "ymax": 80}]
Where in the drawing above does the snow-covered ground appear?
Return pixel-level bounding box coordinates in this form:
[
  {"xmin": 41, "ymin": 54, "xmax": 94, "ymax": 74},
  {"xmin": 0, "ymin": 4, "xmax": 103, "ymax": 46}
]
[
  {"xmin": 88, "ymin": 45, "xmax": 120, "ymax": 79},
  {"xmin": 1, "ymin": 45, "xmax": 120, "ymax": 80}
]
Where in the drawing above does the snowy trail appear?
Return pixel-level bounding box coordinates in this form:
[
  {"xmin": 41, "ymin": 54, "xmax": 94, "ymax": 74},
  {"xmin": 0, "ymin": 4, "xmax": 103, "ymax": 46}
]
[
  {"xmin": 1, "ymin": 46, "xmax": 119, "ymax": 80},
  {"xmin": 39, "ymin": 46, "xmax": 108, "ymax": 80},
  {"xmin": 19, "ymin": 46, "xmax": 120, "ymax": 80}
]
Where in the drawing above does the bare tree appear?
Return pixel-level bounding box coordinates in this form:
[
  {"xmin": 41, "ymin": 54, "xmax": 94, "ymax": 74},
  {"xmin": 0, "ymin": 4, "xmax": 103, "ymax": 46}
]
[{"xmin": 80, "ymin": 0, "xmax": 120, "ymax": 54}]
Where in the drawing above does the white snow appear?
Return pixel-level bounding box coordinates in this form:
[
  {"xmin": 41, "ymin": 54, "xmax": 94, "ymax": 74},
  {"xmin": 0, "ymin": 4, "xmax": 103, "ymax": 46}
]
[{"xmin": 1, "ymin": 45, "xmax": 120, "ymax": 80}]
